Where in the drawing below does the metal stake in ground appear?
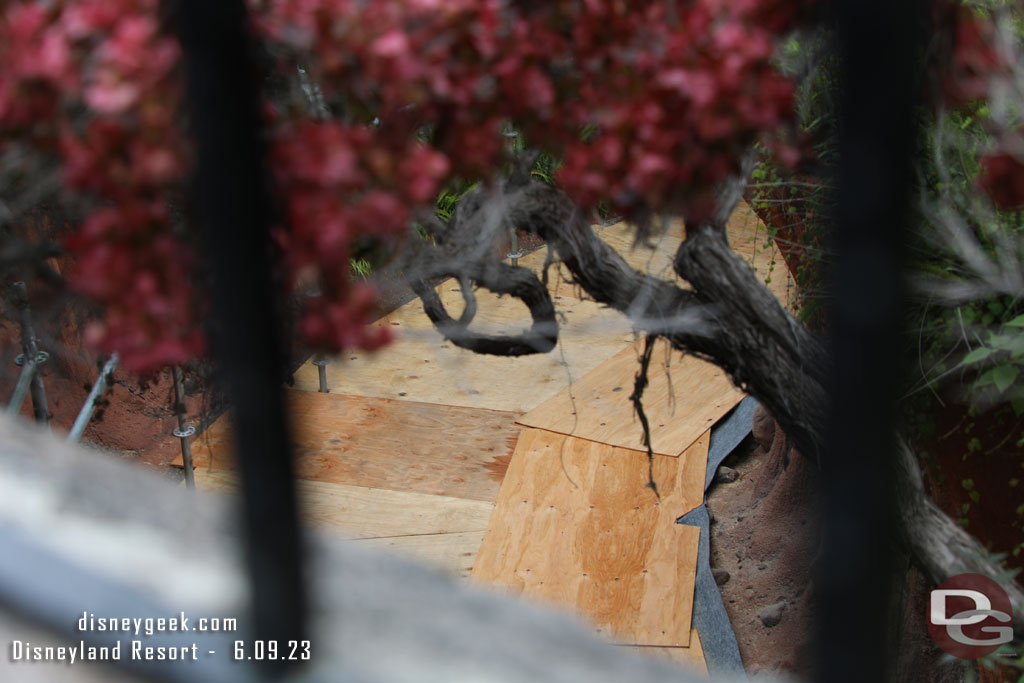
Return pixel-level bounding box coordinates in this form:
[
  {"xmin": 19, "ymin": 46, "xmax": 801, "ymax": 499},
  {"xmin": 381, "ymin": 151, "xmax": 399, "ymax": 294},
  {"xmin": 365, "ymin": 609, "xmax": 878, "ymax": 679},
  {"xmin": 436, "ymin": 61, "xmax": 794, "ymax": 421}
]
[
  {"xmin": 502, "ymin": 126, "xmax": 522, "ymax": 267},
  {"xmin": 312, "ymin": 356, "xmax": 329, "ymax": 393},
  {"xmin": 67, "ymin": 353, "xmax": 119, "ymax": 444},
  {"xmin": 6, "ymin": 351, "xmax": 46, "ymax": 418},
  {"xmin": 9, "ymin": 282, "xmax": 49, "ymax": 425},
  {"xmin": 172, "ymin": 367, "xmax": 196, "ymax": 489}
]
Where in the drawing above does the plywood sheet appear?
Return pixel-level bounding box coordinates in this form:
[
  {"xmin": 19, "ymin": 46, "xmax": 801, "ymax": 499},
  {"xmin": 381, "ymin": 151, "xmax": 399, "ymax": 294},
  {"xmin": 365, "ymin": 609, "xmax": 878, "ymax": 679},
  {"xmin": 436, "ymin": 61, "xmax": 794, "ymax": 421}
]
[
  {"xmin": 192, "ymin": 469, "xmax": 494, "ymax": 539},
  {"xmin": 178, "ymin": 390, "xmax": 520, "ymax": 502},
  {"xmin": 727, "ymin": 201, "xmax": 796, "ymax": 308},
  {"xmin": 593, "ymin": 222, "xmax": 685, "ymax": 280},
  {"xmin": 292, "ymin": 281, "xmax": 634, "ymax": 414},
  {"xmin": 621, "ymin": 630, "xmax": 707, "ymax": 675},
  {"xmin": 471, "ymin": 428, "xmax": 707, "ymax": 647},
  {"xmin": 517, "ymin": 338, "xmax": 743, "ymax": 456},
  {"xmin": 352, "ymin": 531, "xmax": 486, "ymax": 582},
  {"xmin": 514, "ymin": 223, "xmax": 684, "ymax": 289}
]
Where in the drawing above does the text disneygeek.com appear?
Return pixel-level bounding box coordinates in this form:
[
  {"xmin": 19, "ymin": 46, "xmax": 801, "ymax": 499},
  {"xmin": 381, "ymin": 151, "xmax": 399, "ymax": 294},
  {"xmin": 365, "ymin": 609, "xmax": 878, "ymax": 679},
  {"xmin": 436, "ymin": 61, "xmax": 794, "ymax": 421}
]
[{"xmin": 7, "ymin": 611, "xmax": 243, "ymax": 665}]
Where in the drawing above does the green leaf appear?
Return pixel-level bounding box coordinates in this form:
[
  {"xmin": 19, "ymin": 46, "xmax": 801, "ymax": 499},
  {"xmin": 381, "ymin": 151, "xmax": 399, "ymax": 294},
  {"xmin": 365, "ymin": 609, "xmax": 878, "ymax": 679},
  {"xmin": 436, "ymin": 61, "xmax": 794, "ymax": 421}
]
[
  {"xmin": 961, "ymin": 347, "xmax": 993, "ymax": 366},
  {"xmin": 988, "ymin": 333, "xmax": 1011, "ymax": 349},
  {"xmin": 992, "ymin": 364, "xmax": 1020, "ymax": 393},
  {"xmin": 1006, "ymin": 336, "xmax": 1024, "ymax": 357},
  {"xmin": 1005, "ymin": 314, "xmax": 1024, "ymax": 327},
  {"xmin": 1012, "ymin": 396, "xmax": 1024, "ymax": 416}
]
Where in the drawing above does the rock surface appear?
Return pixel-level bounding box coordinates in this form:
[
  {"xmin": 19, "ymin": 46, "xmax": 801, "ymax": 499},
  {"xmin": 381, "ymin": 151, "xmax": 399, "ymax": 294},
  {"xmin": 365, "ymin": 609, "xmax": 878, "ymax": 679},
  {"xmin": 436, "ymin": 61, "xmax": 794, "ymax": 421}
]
[
  {"xmin": 717, "ymin": 466, "xmax": 739, "ymax": 483},
  {"xmin": 758, "ymin": 602, "xmax": 786, "ymax": 628}
]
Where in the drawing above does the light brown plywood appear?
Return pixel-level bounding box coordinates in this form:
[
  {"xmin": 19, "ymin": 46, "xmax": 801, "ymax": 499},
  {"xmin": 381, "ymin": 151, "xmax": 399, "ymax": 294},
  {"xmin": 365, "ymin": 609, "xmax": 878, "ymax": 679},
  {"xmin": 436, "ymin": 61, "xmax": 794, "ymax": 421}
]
[
  {"xmin": 726, "ymin": 201, "xmax": 796, "ymax": 308},
  {"xmin": 517, "ymin": 338, "xmax": 742, "ymax": 456},
  {"xmin": 291, "ymin": 281, "xmax": 634, "ymax": 414},
  {"xmin": 593, "ymin": 222, "xmax": 685, "ymax": 280},
  {"xmin": 514, "ymin": 223, "xmax": 684, "ymax": 289},
  {"xmin": 471, "ymin": 429, "xmax": 707, "ymax": 647},
  {"xmin": 621, "ymin": 630, "xmax": 708, "ymax": 675},
  {"xmin": 192, "ymin": 469, "xmax": 494, "ymax": 539},
  {"xmin": 352, "ymin": 531, "xmax": 486, "ymax": 582},
  {"xmin": 179, "ymin": 390, "xmax": 520, "ymax": 502}
]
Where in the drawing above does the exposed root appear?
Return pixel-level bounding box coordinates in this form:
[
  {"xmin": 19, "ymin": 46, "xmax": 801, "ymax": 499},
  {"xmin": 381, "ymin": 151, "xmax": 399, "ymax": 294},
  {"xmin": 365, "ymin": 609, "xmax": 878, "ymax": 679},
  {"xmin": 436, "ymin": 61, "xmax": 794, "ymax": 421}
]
[{"xmin": 629, "ymin": 333, "xmax": 660, "ymax": 499}]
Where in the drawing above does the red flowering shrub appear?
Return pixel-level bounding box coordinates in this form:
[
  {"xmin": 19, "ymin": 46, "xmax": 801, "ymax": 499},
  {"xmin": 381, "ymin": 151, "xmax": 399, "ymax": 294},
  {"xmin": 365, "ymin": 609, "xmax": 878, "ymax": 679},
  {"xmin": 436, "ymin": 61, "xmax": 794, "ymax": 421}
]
[
  {"xmin": 3, "ymin": 0, "xmax": 1013, "ymax": 373},
  {"xmin": 0, "ymin": 0, "xmax": 197, "ymax": 370},
  {"xmin": 978, "ymin": 149, "xmax": 1024, "ymax": 211},
  {"xmin": 938, "ymin": 4, "xmax": 1012, "ymax": 107}
]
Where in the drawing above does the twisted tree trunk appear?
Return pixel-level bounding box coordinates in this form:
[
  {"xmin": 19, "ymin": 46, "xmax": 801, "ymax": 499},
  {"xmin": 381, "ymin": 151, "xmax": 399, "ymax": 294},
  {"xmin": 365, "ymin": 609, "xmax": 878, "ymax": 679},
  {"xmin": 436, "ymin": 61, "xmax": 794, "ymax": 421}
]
[{"xmin": 403, "ymin": 172, "xmax": 1024, "ymax": 641}]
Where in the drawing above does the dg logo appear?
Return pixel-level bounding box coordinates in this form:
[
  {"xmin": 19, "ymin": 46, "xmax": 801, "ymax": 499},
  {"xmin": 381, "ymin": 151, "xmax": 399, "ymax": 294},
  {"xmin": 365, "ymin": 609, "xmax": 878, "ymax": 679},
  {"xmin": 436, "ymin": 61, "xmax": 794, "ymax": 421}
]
[{"xmin": 928, "ymin": 573, "xmax": 1014, "ymax": 659}]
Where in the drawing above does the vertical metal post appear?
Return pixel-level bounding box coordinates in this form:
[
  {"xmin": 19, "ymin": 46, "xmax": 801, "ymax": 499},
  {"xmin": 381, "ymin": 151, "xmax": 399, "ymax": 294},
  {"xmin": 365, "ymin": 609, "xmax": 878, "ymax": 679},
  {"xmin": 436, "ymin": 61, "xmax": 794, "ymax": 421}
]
[
  {"xmin": 503, "ymin": 126, "xmax": 522, "ymax": 266},
  {"xmin": 172, "ymin": 366, "xmax": 196, "ymax": 489},
  {"xmin": 9, "ymin": 282, "xmax": 49, "ymax": 425},
  {"xmin": 508, "ymin": 228, "xmax": 521, "ymax": 267},
  {"xmin": 816, "ymin": 1, "xmax": 924, "ymax": 682},
  {"xmin": 312, "ymin": 356, "xmax": 329, "ymax": 393},
  {"xmin": 6, "ymin": 353, "xmax": 41, "ymax": 417},
  {"xmin": 175, "ymin": 0, "xmax": 307, "ymax": 671},
  {"xmin": 67, "ymin": 353, "xmax": 119, "ymax": 443}
]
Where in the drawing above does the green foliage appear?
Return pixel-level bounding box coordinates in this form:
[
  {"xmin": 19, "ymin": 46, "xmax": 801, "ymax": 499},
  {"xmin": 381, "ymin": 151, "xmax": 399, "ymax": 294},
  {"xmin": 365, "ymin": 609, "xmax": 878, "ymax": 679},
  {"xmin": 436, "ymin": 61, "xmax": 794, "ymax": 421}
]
[
  {"xmin": 746, "ymin": 30, "xmax": 839, "ymax": 327},
  {"xmin": 434, "ymin": 179, "xmax": 479, "ymax": 222},
  {"xmin": 958, "ymin": 309, "xmax": 1024, "ymax": 415},
  {"xmin": 432, "ymin": 127, "xmax": 566, "ymax": 224},
  {"xmin": 762, "ymin": 21, "xmax": 1024, "ymax": 577},
  {"xmin": 350, "ymin": 257, "xmax": 372, "ymax": 279},
  {"xmin": 748, "ymin": 159, "xmax": 832, "ymax": 328}
]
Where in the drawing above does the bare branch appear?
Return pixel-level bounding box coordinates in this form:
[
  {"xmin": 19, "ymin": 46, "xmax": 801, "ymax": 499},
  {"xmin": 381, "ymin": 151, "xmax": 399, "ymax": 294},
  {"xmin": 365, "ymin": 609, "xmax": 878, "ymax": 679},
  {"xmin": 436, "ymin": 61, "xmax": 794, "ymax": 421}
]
[{"xmin": 895, "ymin": 438, "xmax": 1024, "ymax": 640}]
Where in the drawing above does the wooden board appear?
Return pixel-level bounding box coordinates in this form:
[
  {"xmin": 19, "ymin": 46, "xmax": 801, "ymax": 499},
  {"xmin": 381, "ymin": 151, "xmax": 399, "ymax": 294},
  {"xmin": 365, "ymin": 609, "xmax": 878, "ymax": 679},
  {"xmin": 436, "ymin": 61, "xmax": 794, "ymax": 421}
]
[
  {"xmin": 292, "ymin": 281, "xmax": 634, "ymax": 414},
  {"xmin": 351, "ymin": 531, "xmax": 486, "ymax": 582},
  {"xmin": 517, "ymin": 338, "xmax": 743, "ymax": 456},
  {"xmin": 593, "ymin": 222, "xmax": 685, "ymax": 280},
  {"xmin": 620, "ymin": 630, "xmax": 707, "ymax": 675},
  {"xmin": 192, "ymin": 469, "xmax": 494, "ymax": 539},
  {"xmin": 471, "ymin": 428, "xmax": 707, "ymax": 647},
  {"xmin": 514, "ymin": 222, "xmax": 684, "ymax": 289},
  {"xmin": 726, "ymin": 201, "xmax": 796, "ymax": 308},
  {"xmin": 177, "ymin": 390, "xmax": 521, "ymax": 502}
]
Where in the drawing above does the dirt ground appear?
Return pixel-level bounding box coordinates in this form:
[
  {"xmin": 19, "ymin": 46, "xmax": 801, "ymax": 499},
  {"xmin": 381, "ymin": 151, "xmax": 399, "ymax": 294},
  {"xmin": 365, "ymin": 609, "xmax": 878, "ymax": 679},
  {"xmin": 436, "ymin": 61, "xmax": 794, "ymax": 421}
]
[
  {"xmin": 706, "ymin": 407, "xmax": 820, "ymax": 677},
  {"xmin": 706, "ymin": 406, "xmax": 980, "ymax": 681}
]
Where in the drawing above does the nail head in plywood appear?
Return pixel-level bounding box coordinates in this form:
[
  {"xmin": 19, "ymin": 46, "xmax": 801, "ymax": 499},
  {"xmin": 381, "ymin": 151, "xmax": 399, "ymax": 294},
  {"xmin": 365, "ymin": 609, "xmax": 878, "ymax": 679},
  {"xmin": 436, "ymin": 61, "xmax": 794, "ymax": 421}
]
[
  {"xmin": 178, "ymin": 390, "xmax": 521, "ymax": 502},
  {"xmin": 471, "ymin": 429, "xmax": 708, "ymax": 647},
  {"xmin": 192, "ymin": 469, "xmax": 494, "ymax": 539},
  {"xmin": 517, "ymin": 339, "xmax": 743, "ymax": 457}
]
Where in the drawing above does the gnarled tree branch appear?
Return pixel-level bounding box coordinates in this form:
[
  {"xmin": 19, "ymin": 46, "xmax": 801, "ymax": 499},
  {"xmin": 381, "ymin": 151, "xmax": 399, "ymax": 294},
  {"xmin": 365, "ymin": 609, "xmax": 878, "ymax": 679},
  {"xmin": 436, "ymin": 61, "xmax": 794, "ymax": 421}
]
[
  {"xmin": 402, "ymin": 184, "xmax": 558, "ymax": 356},
  {"xmin": 895, "ymin": 438, "xmax": 1024, "ymax": 639},
  {"xmin": 406, "ymin": 177, "xmax": 1024, "ymax": 640},
  {"xmin": 499, "ymin": 176, "xmax": 829, "ymax": 461}
]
